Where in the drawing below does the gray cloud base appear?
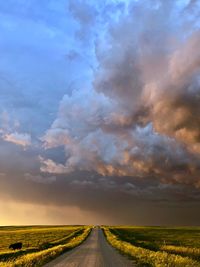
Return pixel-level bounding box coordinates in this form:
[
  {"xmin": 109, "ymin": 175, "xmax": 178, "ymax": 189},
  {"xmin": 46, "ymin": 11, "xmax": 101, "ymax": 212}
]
[{"xmin": 1, "ymin": 0, "xmax": 200, "ymax": 225}]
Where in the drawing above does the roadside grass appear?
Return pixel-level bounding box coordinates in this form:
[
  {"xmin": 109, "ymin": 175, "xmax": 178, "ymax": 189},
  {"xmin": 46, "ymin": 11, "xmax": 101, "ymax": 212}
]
[
  {"xmin": 103, "ymin": 227, "xmax": 200, "ymax": 267},
  {"xmin": 0, "ymin": 225, "xmax": 79, "ymax": 252},
  {"xmin": 109, "ymin": 226, "xmax": 200, "ymax": 249},
  {"xmin": 0, "ymin": 227, "xmax": 84, "ymax": 262},
  {"xmin": 109, "ymin": 226, "xmax": 200, "ymax": 259},
  {"xmin": 0, "ymin": 226, "xmax": 91, "ymax": 266},
  {"xmin": 161, "ymin": 245, "xmax": 200, "ymax": 261}
]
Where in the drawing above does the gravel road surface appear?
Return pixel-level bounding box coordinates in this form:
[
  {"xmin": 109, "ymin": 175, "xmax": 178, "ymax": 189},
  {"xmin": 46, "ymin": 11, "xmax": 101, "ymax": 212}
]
[{"xmin": 44, "ymin": 227, "xmax": 135, "ymax": 267}]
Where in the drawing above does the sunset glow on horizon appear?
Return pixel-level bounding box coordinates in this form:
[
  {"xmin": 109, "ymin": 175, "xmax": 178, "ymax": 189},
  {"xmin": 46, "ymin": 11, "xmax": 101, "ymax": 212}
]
[{"xmin": 0, "ymin": 0, "xmax": 200, "ymax": 225}]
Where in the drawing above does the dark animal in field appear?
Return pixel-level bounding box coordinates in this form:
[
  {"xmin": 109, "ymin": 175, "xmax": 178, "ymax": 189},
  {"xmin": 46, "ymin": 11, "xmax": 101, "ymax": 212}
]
[{"xmin": 9, "ymin": 242, "xmax": 22, "ymax": 250}]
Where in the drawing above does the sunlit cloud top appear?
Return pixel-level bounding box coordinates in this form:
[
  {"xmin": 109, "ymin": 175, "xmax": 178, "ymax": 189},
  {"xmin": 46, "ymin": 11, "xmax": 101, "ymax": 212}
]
[{"xmin": 0, "ymin": 0, "xmax": 200, "ymax": 225}]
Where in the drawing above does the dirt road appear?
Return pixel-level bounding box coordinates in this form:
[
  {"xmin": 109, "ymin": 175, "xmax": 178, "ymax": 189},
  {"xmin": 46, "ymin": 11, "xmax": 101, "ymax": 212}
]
[{"xmin": 44, "ymin": 227, "xmax": 135, "ymax": 267}]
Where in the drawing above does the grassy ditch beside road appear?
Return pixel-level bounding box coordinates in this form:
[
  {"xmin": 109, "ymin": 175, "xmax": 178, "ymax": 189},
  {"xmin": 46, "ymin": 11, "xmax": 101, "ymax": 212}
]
[
  {"xmin": 0, "ymin": 225, "xmax": 91, "ymax": 267},
  {"xmin": 103, "ymin": 226, "xmax": 200, "ymax": 267}
]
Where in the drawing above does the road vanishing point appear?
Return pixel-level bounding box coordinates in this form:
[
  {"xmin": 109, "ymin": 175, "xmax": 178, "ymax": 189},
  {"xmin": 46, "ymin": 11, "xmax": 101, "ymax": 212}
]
[{"xmin": 44, "ymin": 227, "xmax": 135, "ymax": 267}]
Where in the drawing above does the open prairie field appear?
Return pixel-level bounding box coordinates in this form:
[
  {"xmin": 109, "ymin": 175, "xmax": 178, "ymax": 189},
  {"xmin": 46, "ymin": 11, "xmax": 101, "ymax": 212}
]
[
  {"xmin": 104, "ymin": 226, "xmax": 200, "ymax": 267},
  {"xmin": 0, "ymin": 225, "xmax": 91, "ymax": 267},
  {"xmin": 0, "ymin": 225, "xmax": 80, "ymax": 252},
  {"xmin": 110, "ymin": 226, "xmax": 200, "ymax": 249}
]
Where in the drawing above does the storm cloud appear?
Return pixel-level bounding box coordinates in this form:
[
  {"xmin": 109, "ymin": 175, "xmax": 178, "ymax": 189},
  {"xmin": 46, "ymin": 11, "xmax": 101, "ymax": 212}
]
[
  {"xmin": 42, "ymin": 1, "xmax": 200, "ymax": 189},
  {"xmin": 1, "ymin": 0, "xmax": 200, "ymax": 225}
]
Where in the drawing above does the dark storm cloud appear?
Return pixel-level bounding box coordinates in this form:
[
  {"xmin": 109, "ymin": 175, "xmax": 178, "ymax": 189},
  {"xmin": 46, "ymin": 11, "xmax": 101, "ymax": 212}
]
[
  {"xmin": 1, "ymin": 0, "xmax": 200, "ymax": 225},
  {"xmin": 1, "ymin": 170, "xmax": 200, "ymax": 225}
]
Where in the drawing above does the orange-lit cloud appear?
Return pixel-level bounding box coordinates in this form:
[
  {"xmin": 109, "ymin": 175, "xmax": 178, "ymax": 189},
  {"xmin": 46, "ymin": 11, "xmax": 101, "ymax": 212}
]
[
  {"xmin": 1, "ymin": 0, "xmax": 200, "ymax": 226},
  {"xmin": 39, "ymin": 2, "xmax": 200, "ymax": 194}
]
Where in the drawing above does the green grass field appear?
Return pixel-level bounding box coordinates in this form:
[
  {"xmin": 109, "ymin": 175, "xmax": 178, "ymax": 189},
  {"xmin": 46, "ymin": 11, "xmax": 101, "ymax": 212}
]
[
  {"xmin": 104, "ymin": 226, "xmax": 200, "ymax": 267},
  {"xmin": 0, "ymin": 225, "xmax": 80, "ymax": 252},
  {"xmin": 109, "ymin": 226, "xmax": 200, "ymax": 248},
  {"xmin": 0, "ymin": 225, "xmax": 91, "ymax": 266},
  {"xmin": 2, "ymin": 225, "xmax": 200, "ymax": 267}
]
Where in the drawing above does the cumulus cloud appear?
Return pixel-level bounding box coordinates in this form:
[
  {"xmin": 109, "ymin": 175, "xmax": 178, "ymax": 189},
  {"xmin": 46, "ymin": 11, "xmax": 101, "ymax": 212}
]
[
  {"xmin": 41, "ymin": 1, "xmax": 200, "ymax": 190},
  {"xmin": 1, "ymin": 0, "xmax": 200, "ymax": 225},
  {"xmin": 147, "ymin": 31, "xmax": 200, "ymax": 152},
  {"xmin": 0, "ymin": 111, "xmax": 31, "ymax": 148},
  {"xmin": 3, "ymin": 132, "xmax": 31, "ymax": 148},
  {"xmin": 39, "ymin": 156, "xmax": 70, "ymax": 174}
]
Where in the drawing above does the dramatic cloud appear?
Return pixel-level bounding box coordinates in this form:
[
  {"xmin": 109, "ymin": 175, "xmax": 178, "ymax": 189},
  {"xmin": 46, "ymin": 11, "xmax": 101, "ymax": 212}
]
[
  {"xmin": 41, "ymin": 1, "xmax": 200, "ymax": 190},
  {"xmin": 1, "ymin": 0, "xmax": 200, "ymax": 225}
]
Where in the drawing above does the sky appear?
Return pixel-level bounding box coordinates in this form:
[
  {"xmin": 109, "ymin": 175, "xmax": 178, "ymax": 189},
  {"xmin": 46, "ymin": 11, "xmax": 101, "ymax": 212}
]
[{"xmin": 0, "ymin": 0, "xmax": 200, "ymax": 225}]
